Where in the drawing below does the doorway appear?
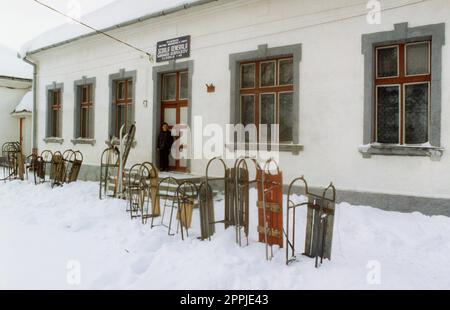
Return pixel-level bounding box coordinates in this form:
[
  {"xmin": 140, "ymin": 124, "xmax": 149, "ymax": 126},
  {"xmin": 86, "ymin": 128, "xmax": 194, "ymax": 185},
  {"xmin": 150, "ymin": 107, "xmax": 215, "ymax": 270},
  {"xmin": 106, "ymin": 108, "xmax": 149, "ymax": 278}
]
[{"xmin": 160, "ymin": 71, "xmax": 189, "ymax": 172}]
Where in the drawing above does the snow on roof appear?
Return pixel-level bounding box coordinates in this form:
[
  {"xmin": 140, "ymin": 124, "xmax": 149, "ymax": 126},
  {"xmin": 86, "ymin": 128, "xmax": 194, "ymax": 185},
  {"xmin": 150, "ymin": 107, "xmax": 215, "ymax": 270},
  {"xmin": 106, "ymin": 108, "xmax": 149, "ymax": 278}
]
[
  {"xmin": 0, "ymin": 44, "xmax": 33, "ymax": 79},
  {"xmin": 14, "ymin": 91, "xmax": 33, "ymax": 113},
  {"xmin": 21, "ymin": 0, "xmax": 205, "ymax": 56}
]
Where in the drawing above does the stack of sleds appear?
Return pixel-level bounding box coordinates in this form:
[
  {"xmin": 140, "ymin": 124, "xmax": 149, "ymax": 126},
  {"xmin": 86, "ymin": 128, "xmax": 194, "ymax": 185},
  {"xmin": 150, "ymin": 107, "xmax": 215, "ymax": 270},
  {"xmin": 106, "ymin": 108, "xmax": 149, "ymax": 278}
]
[
  {"xmin": 99, "ymin": 124, "xmax": 136, "ymax": 199},
  {"xmin": 97, "ymin": 122, "xmax": 338, "ymax": 268},
  {"xmin": 1, "ymin": 142, "xmax": 25, "ymax": 182},
  {"xmin": 31, "ymin": 149, "xmax": 84, "ymax": 187}
]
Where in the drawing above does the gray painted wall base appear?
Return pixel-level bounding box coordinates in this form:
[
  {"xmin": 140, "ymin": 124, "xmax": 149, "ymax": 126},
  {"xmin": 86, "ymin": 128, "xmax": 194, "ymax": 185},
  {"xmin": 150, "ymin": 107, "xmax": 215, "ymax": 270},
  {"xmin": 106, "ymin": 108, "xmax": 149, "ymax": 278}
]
[
  {"xmin": 285, "ymin": 185, "xmax": 450, "ymax": 217},
  {"xmin": 75, "ymin": 164, "xmax": 450, "ymax": 217}
]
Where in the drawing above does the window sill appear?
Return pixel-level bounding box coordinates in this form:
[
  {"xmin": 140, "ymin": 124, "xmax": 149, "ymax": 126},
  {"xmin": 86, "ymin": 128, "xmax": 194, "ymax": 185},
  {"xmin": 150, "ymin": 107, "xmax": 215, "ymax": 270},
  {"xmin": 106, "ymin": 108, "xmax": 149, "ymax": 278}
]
[
  {"xmin": 359, "ymin": 143, "xmax": 444, "ymax": 161},
  {"xmin": 44, "ymin": 138, "xmax": 64, "ymax": 145},
  {"xmin": 71, "ymin": 138, "xmax": 96, "ymax": 146},
  {"xmin": 225, "ymin": 143, "xmax": 304, "ymax": 155}
]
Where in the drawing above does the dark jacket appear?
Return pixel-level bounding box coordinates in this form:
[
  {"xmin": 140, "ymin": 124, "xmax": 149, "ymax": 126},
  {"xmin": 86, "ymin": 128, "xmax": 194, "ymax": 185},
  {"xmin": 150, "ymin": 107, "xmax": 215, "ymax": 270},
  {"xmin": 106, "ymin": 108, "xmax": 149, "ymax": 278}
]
[{"xmin": 158, "ymin": 130, "xmax": 174, "ymax": 151}]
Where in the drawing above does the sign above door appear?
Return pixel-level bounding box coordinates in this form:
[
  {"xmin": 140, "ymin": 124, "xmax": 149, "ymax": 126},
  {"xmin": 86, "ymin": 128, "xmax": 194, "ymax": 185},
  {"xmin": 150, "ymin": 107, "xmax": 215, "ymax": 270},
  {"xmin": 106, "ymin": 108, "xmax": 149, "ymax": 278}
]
[{"xmin": 156, "ymin": 35, "xmax": 191, "ymax": 63}]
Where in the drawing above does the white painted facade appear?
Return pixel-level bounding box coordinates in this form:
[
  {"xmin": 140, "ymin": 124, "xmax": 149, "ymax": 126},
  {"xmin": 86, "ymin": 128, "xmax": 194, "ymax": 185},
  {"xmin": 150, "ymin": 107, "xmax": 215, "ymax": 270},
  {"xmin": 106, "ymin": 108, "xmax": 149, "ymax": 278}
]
[
  {"xmin": 25, "ymin": 0, "xmax": 450, "ymax": 204},
  {"xmin": 0, "ymin": 78, "xmax": 32, "ymax": 154}
]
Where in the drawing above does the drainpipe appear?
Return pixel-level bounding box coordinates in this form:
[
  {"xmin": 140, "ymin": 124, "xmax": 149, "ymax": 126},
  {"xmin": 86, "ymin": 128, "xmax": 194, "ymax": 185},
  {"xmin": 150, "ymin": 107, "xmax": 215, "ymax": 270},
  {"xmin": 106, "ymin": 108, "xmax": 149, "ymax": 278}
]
[{"xmin": 21, "ymin": 55, "xmax": 38, "ymax": 155}]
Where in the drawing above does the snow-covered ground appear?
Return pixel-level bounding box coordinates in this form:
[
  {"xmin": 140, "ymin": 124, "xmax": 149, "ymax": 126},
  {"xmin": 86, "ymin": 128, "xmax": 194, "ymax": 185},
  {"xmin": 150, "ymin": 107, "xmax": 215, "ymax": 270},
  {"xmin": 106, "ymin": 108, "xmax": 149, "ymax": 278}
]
[{"xmin": 0, "ymin": 177, "xmax": 450, "ymax": 290}]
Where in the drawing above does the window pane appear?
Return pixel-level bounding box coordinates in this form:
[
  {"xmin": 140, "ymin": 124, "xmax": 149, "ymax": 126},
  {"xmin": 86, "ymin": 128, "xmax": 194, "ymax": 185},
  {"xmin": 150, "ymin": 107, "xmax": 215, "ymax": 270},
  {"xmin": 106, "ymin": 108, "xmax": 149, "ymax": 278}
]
[
  {"xmin": 52, "ymin": 109, "xmax": 59, "ymax": 137},
  {"xmin": 164, "ymin": 108, "xmax": 177, "ymax": 126},
  {"xmin": 406, "ymin": 42, "xmax": 429, "ymax": 76},
  {"xmin": 260, "ymin": 94, "xmax": 275, "ymax": 125},
  {"xmin": 260, "ymin": 61, "xmax": 276, "ymax": 87},
  {"xmin": 52, "ymin": 91, "xmax": 59, "ymax": 106},
  {"xmin": 127, "ymin": 80, "xmax": 133, "ymax": 99},
  {"xmin": 260, "ymin": 93, "xmax": 275, "ymax": 142},
  {"xmin": 279, "ymin": 59, "xmax": 293, "ymax": 85},
  {"xmin": 117, "ymin": 81, "xmax": 125, "ymax": 100},
  {"xmin": 180, "ymin": 107, "xmax": 188, "ymax": 125},
  {"xmin": 117, "ymin": 105, "xmax": 127, "ymax": 135},
  {"xmin": 279, "ymin": 92, "xmax": 293, "ymax": 142},
  {"xmin": 81, "ymin": 108, "xmax": 89, "ymax": 138},
  {"xmin": 241, "ymin": 64, "xmax": 255, "ymax": 89},
  {"xmin": 377, "ymin": 47, "xmax": 398, "ymax": 78},
  {"xmin": 377, "ymin": 86, "xmax": 400, "ymax": 144},
  {"xmin": 81, "ymin": 87, "xmax": 87, "ymax": 103},
  {"xmin": 405, "ymin": 83, "xmax": 429, "ymax": 144},
  {"xmin": 162, "ymin": 74, "xmax": 176, "ymax": 100},
  {"xmin": 240, "ymin": 95, "xmax": 255, "ymax": 126},
  {"xmin": 180, "ymin": 72, "xmax": 188, "ymax": 99}
]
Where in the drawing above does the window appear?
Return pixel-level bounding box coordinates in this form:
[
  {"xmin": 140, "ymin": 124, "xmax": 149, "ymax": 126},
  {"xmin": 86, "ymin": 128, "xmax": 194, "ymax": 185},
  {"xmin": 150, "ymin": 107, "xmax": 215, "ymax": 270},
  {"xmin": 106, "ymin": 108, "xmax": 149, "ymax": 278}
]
[
  {"xmin": 49, "ymin": 89, "xmax": 61, "ymax": 138},
  {"xmin": 361, "ymin": 23, "xmax": 445, "ymax": 159},
  {"xmin": 78, "ymin": 84, "xmax": 93, "ymax": 139},
  {"xmin": 239, "ymin": 57, "xmax": 294, "ymax": 143},
  {"xmin": 375, "ymin": 41, "xmax": 431, "ymax": 145},
  {"xmin": 114, "ymin": 79, "xmax": 133, "ymax": 137}
]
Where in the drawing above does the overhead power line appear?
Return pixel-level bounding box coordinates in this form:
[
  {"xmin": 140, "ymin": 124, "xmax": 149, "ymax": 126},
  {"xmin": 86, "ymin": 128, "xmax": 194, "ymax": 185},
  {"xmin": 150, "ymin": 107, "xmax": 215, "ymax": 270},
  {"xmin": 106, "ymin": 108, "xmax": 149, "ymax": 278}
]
[{"xmin": 32, "ymin": 0, "xmax": 154, "ymax": 61}]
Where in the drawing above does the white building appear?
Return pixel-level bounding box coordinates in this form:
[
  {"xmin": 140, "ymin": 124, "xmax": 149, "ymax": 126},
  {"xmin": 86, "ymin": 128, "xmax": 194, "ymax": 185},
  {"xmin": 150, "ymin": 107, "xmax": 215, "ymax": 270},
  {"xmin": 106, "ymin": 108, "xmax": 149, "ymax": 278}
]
[
  {"xmin": 20, "ymin": 0, "xmax": 450, "ymax": 215},
  {"xmin": 0, "ymin": 45, "xmax": 33, "ymax": 155}
]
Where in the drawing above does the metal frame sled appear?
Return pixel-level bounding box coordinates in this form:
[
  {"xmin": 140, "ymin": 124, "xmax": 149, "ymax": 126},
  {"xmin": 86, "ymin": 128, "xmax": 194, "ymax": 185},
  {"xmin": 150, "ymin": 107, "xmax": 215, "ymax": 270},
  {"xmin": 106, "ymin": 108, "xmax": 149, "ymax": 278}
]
[
  {"xmin": 285, "ymin": 176, "xmax": 336, "ymax": 268},
  {"xmin": 1, "ymin": 142, "xmax": 24, "ymax": 182},
  {"xmin": 99, "ymin": 124, "xmax": 136, "ymax": 199},
  {"xmin": 126, "ymin": 162, "xmax": 159, "ymax": 224}
]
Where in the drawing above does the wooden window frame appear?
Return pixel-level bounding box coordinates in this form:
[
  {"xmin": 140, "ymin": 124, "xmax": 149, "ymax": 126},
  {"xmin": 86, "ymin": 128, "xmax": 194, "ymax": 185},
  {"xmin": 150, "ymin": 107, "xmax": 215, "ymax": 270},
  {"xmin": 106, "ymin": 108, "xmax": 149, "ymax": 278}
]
[
  {"xmin": 80, "ymin": 84, "xmax": 93, "ymax": 139},
  {"xmin": 50, "ymin": 89, "xmax": 61, "ymax": 138},
  {"xmin": 374, "ymin": 41, "xmax": 431, "ymax": 145},
  {"xmin": 239, "ymin": 57, "xmax": 294, "ymax": 143},
  {"xmin": 114, "ymin": 79, "xmax": 132, "ymax": 137}
]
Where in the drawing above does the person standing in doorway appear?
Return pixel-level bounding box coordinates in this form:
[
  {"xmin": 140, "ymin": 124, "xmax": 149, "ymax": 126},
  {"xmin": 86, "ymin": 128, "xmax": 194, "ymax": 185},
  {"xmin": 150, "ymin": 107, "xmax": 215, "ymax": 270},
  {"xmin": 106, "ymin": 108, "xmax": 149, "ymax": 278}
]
[{"xmin": 158, "ymin": 122, "xmax": 174, "ymax": 172}]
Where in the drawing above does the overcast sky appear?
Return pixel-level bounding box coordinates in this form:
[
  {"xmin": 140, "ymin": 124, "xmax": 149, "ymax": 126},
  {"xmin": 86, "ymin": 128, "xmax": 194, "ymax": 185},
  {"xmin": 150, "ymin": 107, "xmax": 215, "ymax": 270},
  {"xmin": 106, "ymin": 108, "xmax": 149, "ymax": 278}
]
[{"xmin": 0, "ymin": 0, "xmax": 116, "ymax": 52}]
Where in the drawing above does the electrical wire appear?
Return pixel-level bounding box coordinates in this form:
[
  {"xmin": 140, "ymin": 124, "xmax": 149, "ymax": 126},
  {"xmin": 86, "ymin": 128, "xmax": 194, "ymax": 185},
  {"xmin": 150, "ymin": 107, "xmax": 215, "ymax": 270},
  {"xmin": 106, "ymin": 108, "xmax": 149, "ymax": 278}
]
[{"xmin": 32, "ymin": 0, "xmax": 154, "ymax": 61}]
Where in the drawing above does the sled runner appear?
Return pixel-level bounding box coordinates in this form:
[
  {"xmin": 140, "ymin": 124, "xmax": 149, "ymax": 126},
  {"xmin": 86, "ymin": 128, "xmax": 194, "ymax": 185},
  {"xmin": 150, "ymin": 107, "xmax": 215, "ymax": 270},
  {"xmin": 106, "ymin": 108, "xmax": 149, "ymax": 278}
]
[{"xmin": 285, "ymin": 177, "xmax": 336, "ymax": 268}]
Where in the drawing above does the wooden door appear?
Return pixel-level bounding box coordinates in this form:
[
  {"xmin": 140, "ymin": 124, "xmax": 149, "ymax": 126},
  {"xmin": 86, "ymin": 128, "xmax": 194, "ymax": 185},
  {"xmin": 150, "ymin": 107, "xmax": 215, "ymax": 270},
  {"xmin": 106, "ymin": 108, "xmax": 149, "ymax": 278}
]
[{"xmin": 161, "ymin": 71, "xmax": 189, "ymax": 172}]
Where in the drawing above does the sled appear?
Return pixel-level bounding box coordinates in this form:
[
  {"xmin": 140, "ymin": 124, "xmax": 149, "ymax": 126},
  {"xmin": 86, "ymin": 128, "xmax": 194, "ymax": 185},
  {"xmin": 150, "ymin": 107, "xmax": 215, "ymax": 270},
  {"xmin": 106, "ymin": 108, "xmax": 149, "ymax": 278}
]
[
  {"xmin": 1, "ymin": 142, "xmax": 23, "ymax": 182},
  {"xmin": 233, "ymin": 157, "xmax": 260, "ymax": 247},
  {"xmin": 50, "ymin": 151, "xmax": 66, "ymax": 188},
  {"xmin": 201, "ymin": 157, "xmax": 235, "ymax": 241},
  {"xmin": 65, "ymin": 150, "xmax": 83, "ymax": 183},
  {"xmin": 285, "ymin": 177, "xmax": 336, "ymax": 268},
  {"xmin": 152, "ymin": 177, "xmax": 180, "ymax": 236},
  {"xmin": 99, "ymin": 124, "xmax": 136, "ymax": 199},
  {"xmin": 33, "ymin": 150, "xmax": 53, "ymax": 185},
  {"xmin": 176, "ymin": 181, "xmax": 198, "ymax": 240}
]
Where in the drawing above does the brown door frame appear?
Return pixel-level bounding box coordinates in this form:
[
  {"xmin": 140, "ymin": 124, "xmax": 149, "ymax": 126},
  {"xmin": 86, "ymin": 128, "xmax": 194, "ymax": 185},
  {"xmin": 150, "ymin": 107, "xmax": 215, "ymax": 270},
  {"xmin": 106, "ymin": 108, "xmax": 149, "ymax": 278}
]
[{"xmin": 161, "ymin": 70, "xmax": 189, "ymax": 172}]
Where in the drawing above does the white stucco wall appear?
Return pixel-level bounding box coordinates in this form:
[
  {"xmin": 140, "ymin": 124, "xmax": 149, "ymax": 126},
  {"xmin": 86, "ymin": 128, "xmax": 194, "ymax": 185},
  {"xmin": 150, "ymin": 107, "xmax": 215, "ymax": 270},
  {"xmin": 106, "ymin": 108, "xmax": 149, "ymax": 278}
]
[
  {"xmin": 0, "ymin": 87, "xmax": 31, "ymax": 150},
  {"xmin": 29, "ymin": 0, "xmax": 450, "ymax": 199}
]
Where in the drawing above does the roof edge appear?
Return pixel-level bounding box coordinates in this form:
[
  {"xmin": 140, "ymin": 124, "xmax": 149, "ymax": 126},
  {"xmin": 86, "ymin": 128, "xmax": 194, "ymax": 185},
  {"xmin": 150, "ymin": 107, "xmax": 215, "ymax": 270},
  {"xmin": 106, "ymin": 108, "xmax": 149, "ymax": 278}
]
[
  {"xmin": 24, "ymin": 0, "xmax": 218, "ymax": 57},
  {"xmin": 0, "ymin": 75, "xmax": 33, "ymax": 83}
]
